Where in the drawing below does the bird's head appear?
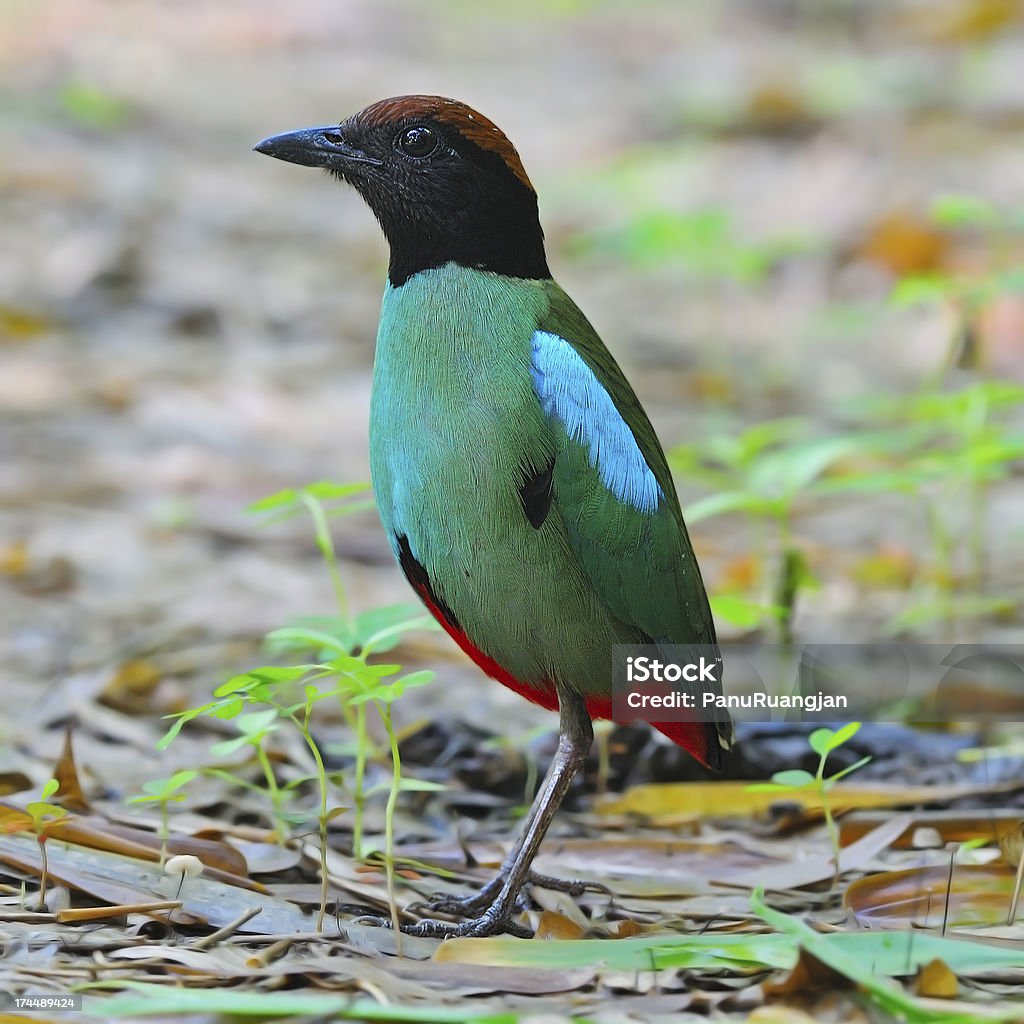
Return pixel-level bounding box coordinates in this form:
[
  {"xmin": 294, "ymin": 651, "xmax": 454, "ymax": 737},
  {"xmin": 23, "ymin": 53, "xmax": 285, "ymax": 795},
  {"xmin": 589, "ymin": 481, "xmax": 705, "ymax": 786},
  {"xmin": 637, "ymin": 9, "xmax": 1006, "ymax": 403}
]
[{"xmin": 254, "ymin": 95, "xmax": 549, "ymax": 286}]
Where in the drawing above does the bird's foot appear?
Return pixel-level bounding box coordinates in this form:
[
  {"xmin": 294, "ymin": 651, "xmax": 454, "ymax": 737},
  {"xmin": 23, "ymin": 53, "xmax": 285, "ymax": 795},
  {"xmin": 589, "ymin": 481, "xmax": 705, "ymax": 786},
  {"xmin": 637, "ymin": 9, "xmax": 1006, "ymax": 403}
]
[
  {"xmin": 359, "ymin": 905, "xmax": 532, "ymax": 939},
  {"xmin": 415, "ymin": 870, "xmax": 611, "ymax": 918}
]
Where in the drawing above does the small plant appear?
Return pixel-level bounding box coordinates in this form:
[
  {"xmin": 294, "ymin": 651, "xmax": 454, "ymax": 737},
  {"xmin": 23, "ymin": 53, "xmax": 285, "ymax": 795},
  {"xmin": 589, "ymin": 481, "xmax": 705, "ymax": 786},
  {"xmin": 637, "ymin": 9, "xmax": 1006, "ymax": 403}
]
[
  {"xmin": 127, "ymin": 770, "xmax": 198, "ymax": 865},
  {"xmin": 205, "ymin": 708, "xmax": 295, "ymax": 841},
  {"xmin": 826, "ymin": 381, "xmax": 1024, "ymax": 634},
  {"xmin": 158, "ymin": 478, "xmax": 440, "ymax": 934},
  {"xmin": 673, "ymin": 420, "xmax": 868, "ymax": 640},
  {"xmin": 249, "ymin": 480, "xmax": 436, "ymax": 858},
  {"xmin": 0, "ymin": 778, "xmax": 68, "ymax": 909},
  {"xmin": 747, "ymin": 722, "xmax": 871, "ymax": 880},
  {"xmin": 890, "ymin": 192, "xmax": 1024, "ymax": 379}
]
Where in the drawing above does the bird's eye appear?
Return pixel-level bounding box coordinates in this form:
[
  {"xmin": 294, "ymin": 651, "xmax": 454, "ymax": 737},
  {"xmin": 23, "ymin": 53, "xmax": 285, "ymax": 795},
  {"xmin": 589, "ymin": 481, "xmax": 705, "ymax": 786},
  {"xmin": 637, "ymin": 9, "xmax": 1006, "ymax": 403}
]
[{"xmin": 397, "ymin": 126, "xmax": 439, "ymax": 159}]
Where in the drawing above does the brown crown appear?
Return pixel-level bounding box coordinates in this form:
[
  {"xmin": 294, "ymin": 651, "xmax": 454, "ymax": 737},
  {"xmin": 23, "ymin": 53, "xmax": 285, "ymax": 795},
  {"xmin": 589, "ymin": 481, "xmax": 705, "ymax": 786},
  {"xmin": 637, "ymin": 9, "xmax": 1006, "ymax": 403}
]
[{"xmin": 355, "ymin": 95, "xmax": 533, "ymax": 191}]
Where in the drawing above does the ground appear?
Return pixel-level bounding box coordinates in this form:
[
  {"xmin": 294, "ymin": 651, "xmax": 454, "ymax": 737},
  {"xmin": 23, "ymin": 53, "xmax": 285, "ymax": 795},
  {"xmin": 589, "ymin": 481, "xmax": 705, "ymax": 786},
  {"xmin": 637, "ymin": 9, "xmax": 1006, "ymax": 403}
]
[{"xmin": 2, "ymin": 2, "xmax": 1024, "ymax": 1021}]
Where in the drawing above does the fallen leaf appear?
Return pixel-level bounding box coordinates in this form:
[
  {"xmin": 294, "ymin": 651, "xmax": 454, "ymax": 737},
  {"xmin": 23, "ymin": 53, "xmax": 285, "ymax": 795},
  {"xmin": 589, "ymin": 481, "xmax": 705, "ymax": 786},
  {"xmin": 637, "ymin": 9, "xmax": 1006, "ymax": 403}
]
[
  {"xmin": 721, "ymin": 815, "xmax": 913, "ymax": 891},
  {"xmin": 52, "ymin": 729, "xmax": 90, "ymax": 812},
  {"xmin": 915, "ymin": 958, "xmax": 959, "ymax": 999},
  {"xmin": 596, "ymin": 781, "xmax": 984, "ymax": 824},
  {"xmin": 857, "ymin": 211, "xmax": 950, "ymax": 277},
  {"xmin": 845, "ymin": 863, "xmax": 1019, "ymax": 929},
  {"xmin": 534, "ymin": 909, "xmax": 586, "ymax": 940}
]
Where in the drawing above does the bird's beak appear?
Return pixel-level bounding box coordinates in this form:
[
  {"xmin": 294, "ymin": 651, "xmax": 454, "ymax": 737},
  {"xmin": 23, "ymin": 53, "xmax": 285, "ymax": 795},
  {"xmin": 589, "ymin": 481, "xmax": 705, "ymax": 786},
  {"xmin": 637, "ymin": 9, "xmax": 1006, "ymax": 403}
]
[{"xmin": 252, "ymin": 125, "xmax": 381, "ymax": 169}]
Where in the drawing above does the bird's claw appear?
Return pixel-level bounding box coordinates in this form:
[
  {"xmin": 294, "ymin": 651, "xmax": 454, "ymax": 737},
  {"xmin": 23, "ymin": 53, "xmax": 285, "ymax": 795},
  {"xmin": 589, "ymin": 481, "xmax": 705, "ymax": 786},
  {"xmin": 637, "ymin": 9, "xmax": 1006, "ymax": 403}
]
[
  {"xmin": 358, "ymin": 909, "xmax": 532, "ymax": 939},
  {"xmin": 417, "ymin": 870, "xmax": 609, "ymax": 916}
]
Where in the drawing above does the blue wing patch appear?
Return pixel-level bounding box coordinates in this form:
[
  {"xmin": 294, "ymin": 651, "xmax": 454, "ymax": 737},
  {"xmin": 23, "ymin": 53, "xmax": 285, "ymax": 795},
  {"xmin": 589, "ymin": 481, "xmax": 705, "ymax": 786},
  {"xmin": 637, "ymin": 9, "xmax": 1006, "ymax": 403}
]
[{"xmin": 530, "ymin": 330, "xmax": 663, "ymax": 513}]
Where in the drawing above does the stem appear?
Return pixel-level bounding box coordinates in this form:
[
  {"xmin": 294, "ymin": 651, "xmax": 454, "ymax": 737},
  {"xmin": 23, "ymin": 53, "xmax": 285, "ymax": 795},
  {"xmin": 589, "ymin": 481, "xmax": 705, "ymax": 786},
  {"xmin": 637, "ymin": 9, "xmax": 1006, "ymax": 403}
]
[
  {"xmin": 301, "ymin": 492, "xmax": 349, "ymax": 627},
  {"xmin": 256, "ymin": 743, "xmax": 287, "ymax": 843},
  {"xmin": 297, "ymin": 715, "xmax": 331, "ymax": 933},
  {"xmin": 817, "ymin": 753, "xmax": 840, "ymax": 885},
  {"xmin": 37, "ymin": 836, "xmax": 49, "ymax": 910},
  {"xmin": 352, "ymin": 702, "xmax": 367, "ymax": 860},
  {"xmin": 380, "ymin": 702, "xmax": 403, "ymax": 954},
  {"xmin": 968, "ymin": 476, "xmax": 987, "ymax": 595},
  {"xmin": 160, "ymin": 800, "xmax": 169, "ymax": 866}
]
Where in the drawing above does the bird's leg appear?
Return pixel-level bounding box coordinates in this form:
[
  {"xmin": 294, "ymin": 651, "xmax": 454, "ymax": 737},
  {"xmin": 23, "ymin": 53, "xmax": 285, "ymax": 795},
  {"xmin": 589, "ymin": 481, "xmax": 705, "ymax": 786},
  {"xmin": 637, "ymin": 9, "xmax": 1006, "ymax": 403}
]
[
  {"xmin": 389, "ymin": 686, "xmax": 595, "ymax": 938},
  {"xmin": 421, "ymin": 704, "xmax": 608, "ymax": 917}
]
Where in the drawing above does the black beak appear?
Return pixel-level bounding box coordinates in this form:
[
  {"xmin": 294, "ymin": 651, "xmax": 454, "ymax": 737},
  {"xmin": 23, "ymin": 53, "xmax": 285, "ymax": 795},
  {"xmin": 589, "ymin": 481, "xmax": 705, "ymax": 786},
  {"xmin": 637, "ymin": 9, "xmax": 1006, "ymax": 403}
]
[{"xmin": 252, "ymin": 125, "xmax": 381, "ymax": 169}]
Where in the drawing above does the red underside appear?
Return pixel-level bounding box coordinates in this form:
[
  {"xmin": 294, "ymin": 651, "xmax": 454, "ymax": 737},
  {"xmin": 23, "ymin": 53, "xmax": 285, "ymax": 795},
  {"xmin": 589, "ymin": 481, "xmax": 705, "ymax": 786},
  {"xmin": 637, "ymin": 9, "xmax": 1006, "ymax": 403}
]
[{"xmin": 412, "ymin": 583, "xmax": 711, "ymax": 768}]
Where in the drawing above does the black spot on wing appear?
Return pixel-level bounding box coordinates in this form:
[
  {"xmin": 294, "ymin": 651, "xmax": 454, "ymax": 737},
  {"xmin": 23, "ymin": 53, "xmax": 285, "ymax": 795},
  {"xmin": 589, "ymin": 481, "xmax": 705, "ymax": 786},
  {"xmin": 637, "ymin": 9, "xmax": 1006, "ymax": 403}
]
[
  {"xmin": 395, "ymin": 534, "xmax": 462, "ymax": 631},
  {"xmin": 519, "ymin": 456, "xmax": 555, "ymax": 529}
]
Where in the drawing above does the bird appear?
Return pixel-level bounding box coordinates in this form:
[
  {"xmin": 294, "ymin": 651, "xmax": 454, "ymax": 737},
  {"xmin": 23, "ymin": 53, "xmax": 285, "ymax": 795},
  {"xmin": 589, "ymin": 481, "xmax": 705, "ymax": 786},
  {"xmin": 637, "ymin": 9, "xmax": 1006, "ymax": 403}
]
[{"xmin": 254, "ymin": 95, "xmax": 733, "ymax": 937}]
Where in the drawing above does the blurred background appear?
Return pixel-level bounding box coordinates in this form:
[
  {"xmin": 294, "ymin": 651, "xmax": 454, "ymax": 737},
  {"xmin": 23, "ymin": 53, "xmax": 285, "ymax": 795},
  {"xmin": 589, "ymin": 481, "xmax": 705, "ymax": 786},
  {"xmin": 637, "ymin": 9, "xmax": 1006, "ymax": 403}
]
[{"xmin": 3, "ymin": 0, "xmax": 1024, "ymax": 750}]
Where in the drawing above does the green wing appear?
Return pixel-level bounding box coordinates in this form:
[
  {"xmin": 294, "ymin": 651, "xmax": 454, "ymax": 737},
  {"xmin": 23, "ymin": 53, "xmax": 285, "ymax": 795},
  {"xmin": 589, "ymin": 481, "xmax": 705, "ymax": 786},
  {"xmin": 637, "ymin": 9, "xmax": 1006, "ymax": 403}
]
[{"xmin": 535, "ymin": 282, "xmax": 733, "ymax": 751}]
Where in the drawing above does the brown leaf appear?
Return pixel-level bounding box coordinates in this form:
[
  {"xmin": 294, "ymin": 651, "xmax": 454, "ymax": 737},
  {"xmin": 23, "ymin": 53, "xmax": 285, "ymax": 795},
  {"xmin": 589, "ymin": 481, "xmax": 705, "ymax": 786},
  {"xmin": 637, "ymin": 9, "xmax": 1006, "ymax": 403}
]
[
  {"xmin": 845, "ymin": 863, "xmax": 1019, "ymax": 929},
  {"xmin": 534, "ymin": 909, "xmax": 586, "ymax": 940},
  {"xmin": 721, "ymin": 815, "xmax": 913, "ymax": 891},
  {"xmin": 840, "ymin": 809, "xmax": 1024, "ymax": 849},
  {"xmin": 857, "ymin": 211, "xmax": 950, "ymax": 277},
  {"xmin": 915, "ymin": 958, "xmax": 959, "ymax": 998},
  {"xmin": 52, "ymin": 729, "xmax": 90, "ymax": 812},
  {"xmin": 763, "ymin": 946, "xmax": 851, "ymax": 997},
  {"xmin": 598, "ymin": 780, "xmax": 1004, "ymax": 825},
  {"xmin": 100, "ymin": 659, "xmax": 163, "ymax": 713},
  {"xmin": 0, "ymin": 771, "xmax": 32, "ymax": 797}
]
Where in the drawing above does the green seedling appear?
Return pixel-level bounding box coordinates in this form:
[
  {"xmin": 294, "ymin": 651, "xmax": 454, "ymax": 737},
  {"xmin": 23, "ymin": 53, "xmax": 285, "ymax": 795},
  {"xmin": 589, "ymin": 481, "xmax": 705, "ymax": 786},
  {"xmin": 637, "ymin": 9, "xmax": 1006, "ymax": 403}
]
[
  {"xmin": 0, "ymin": 779, "xmax": 69, "ymax": 909},
  {"xmin": 350, "ymin": 670, "xmax": 440, "ymax": 933},
  {"xmin": 158, "ymin": 480, "xmax": 443, "ymax": 933},
  {"xmin": 747, "ymin": 722, "xmax": 871, "ymax": 881},
  {"xmin": 207, "ymin": 709, "xmax": 293, "ymax": 841},
  {"xmin": 674, "ymin": 419, "xmax": 868, "ymax": 640},
  {"xmin": 831, "ymin": 382, "xmax": 1024, "ymax": 633},
  {"xmin": 250, "ymin": 480, "xmax": 436, "ymax": 860},
  {"xmin": 128, "ymin": 770, "xmax": 198, "ymax": 866}
]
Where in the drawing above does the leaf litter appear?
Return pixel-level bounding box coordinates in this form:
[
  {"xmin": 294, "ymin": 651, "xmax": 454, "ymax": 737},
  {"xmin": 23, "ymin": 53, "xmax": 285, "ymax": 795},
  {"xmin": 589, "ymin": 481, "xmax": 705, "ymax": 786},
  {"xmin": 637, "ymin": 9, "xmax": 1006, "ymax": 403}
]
[{"xmin": 5, "ymin": 0, "xmax": 1024, "ymax": 1020}]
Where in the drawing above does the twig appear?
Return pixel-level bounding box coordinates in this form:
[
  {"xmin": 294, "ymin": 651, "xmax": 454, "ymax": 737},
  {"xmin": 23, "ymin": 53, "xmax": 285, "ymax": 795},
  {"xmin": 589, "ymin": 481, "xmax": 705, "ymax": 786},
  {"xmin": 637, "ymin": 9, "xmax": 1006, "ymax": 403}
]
[
  {"xmin": 192, "ymin": 906, "xmax": 262, "ymax": 950},
  {"xmin": 56, "ymin": 900, "xmax": 182, "ymax": 923},
  {"xmin": 941, "ymin": 843, "xmax": 958, "ymax": 937},
  {"xmin": 0, "ymin": 911, "xmax": 56, "ymax": 923},
  {"xmin": 248, "ymin": 936, "xmax": 296, "ymax": 967},
  {"xmin": 1007, "ymin": 835, "xmax": 1024, "ymax": 926}
]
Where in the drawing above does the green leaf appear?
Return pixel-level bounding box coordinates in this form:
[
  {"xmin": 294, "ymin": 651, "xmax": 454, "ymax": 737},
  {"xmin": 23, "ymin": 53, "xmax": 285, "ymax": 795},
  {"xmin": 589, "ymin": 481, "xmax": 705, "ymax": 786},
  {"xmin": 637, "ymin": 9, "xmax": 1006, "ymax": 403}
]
[
  {"xmin": 136, "ymin": 770, "xmax": 198, "ymax": 800},
  {"xmin": 396, "ymin": 778, "xmax": 446, "ymax": 792},
  {"xmin": 812, "ymin": 721, "xmax": 861, "ymax": 755},
  {"xmin": 209, "ymin": 735, "xmax": 251, "ymax": 757},
  {"xmin": 91, "ymin": 981, "xmax": 534, "ymax": 1021},
  {"xmin": 710, "ymin": 595, "xmax": 785, "ymax": 629},
  {"xmin": 826, "ymin": 754, "xmax": 873, "ymax": 784},
  {"xmin": 889, "ymin": 273, "xmax": 952, "ymax": 308},
  {"xmin": 59, "ymin": 82, "xmax": 132, "ymax": 131},
  {"xmin": 930, "ymin": 192, "xmax": 995, "ymax": 228},
  {"xmin": 747, "ymin": 436, "xmax": 864, "ymax": 500},
  {"xmin": 25, "ymin": 801, "xmax": 67, "ymax": 824},
  {"xmin": 355, "ymin": 605, "xmax": 440, "ymax": 653},
  {"xmin": 749, "ymin": 889, "xmax": 1021, "ymax": 1022},
  {"xmin": 302, "ymin": 480, "xmax": 372, "ymax": 502},
  {"xmin": 237, "ymin": 708, "xmax": 280, "ymax": 736},
  {"xmin": 214, "ymin": 665, "xmax": 313, "ymax": 697},
  {"xmin": 247, "ymin": 488, "xmax": 300, "ymax": 514},
  {"xmin": 265, "ymin": 626, "xmax": 353, "ymax": 657},
  {"xmin": 395, "ymin": 670, "xmax": 435, "ymax": 690},
  {"xmin": 685, "ymin": 490, "xmax": 770, "ymax": 523},
  {"xmin": 770, "ymin": 769, "xmax": 816, "ymax": 788},
  {"xmin": 41, "ymin": 778, "xmax": 59, "ymax": 800}
]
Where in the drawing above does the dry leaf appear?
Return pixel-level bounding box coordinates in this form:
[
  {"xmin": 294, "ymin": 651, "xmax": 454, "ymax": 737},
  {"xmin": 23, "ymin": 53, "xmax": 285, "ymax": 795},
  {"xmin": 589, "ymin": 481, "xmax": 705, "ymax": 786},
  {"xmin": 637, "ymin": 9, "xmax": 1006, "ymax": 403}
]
[
  {"xmin": 534, "ymin": 909, "xmax": 586, "ymax": 940},
  {"xmin": 915, "ymin": 957, "xmax": 958, "ymax": 998},
  {"xmin": 52, "ymin": 729, "xmax": 91, "ymax": 812},
  {"xmin": 857, "ymin": 211, "xmax": 949, "ymax": 277}
]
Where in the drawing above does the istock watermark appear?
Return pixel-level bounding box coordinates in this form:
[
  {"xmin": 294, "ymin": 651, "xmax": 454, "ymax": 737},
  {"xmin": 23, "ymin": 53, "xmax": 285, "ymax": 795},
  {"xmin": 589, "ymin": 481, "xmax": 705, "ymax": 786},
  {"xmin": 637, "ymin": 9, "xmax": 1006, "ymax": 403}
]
[{"xmin": 611, "ymin": 643, "xmax": 1024, "ymax": 725}]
